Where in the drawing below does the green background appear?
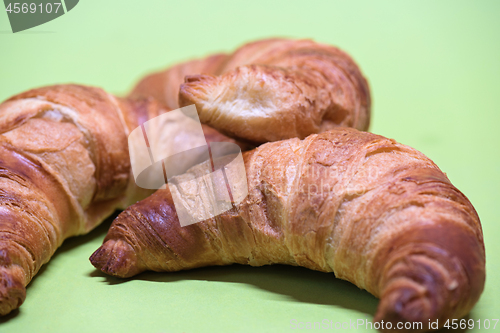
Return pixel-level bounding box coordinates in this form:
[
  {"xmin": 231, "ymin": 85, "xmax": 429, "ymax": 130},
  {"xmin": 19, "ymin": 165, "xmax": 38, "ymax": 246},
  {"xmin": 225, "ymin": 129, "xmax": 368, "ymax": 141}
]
[{"xmin": 0, "ymin": 1, "xmax": 499, "ymax": 332}]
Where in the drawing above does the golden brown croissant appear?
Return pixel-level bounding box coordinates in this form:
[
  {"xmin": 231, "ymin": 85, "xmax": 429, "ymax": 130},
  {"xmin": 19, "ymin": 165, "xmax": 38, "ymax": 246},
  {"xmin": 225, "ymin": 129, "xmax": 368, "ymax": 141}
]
[
  {"xmin": 90, "ymin": 128, "xmax": 484, "ymax": 331},
  {"xmin": 131, "ymin": 38, "xmax": 371, "ymax": 145},
  {"xmin": 0, "ymin": 84, "xmax": 242, "ymax": 315}
]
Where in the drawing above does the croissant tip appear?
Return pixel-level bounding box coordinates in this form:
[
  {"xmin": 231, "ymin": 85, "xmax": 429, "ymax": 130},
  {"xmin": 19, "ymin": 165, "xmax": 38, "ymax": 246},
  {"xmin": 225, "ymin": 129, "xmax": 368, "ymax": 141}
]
[
  {"xmin": 374, "ymin": 287, "xmax": 434, "ymax": 333},
  {"xmin": 89, "ymin": 239, "xmax": 142, "ymax": 278},
  {"xmin": 179, "ymin": 75, "xmax": 218, "ymax": 108},
  {"xmin": 0, "ymin": 267, "xmax": 26, "ymax": 316},
  {"xmin": 184, "ymin": 74, "xmax": 216, "ymax": 84}
]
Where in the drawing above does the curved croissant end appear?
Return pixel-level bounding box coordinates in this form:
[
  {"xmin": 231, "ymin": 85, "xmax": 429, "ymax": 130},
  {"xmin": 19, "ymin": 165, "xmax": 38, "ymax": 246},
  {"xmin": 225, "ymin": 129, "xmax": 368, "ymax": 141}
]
[
  {"xmin": 130, "ymin": 54, "xmax": 229, "ymax": 110},
  {"xmin": 374, "ymin": 223, "xmax": 485, "ymax": 331}
]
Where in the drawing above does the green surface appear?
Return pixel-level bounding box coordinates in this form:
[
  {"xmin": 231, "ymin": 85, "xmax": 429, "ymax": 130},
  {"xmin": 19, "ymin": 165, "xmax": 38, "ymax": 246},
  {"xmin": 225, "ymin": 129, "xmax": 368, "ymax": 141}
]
[{"xmin": 0, "ymin": 1, "xmax": 499, "ymax": 332}]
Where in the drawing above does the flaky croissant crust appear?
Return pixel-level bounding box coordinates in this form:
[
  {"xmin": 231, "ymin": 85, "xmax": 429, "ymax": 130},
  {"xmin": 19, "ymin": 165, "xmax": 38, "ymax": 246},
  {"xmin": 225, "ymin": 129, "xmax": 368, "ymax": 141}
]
[
  {"xmin": 132, "ymin": 38, "xmax": 371, "ymax": 145},
  {"xmin": 0, "ymin": 84, "xmax": 242, "ymax": 315},
  {"xmin": 91, "ymin": 128, "xmax": 485, "ymax": 331}
]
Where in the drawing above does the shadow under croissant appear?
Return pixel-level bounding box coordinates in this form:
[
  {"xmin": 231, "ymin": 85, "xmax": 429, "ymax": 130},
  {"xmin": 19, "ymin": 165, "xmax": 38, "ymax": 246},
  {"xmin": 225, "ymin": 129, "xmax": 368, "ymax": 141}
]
[
  {"xmin": 91, "ymin": 264, "xmax": 379, "ymax": 314},
  {"xmin": 88, "ymin": 266, "xmax": 476, "ymax": 332}
]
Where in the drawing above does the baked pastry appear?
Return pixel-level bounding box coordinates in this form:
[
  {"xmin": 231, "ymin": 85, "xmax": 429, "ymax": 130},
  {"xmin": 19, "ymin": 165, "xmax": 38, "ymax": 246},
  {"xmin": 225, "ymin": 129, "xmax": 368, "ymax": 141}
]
[
  {"xmin": 132, "ymin": 38, "xmax": 371, "ymax": 145},
  {"xmin": 90, "ymin": 128, "xmax": 485, "ymax": 331},
  {"xmin": 0, "ymin": 84, "xmax": 241, "ymax": 315}
]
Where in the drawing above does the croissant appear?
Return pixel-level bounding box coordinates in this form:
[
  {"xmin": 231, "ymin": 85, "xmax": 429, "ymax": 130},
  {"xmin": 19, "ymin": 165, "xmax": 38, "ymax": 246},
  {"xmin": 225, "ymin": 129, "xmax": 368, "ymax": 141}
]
[
  {"xmin": 91, "ymin": 128, "xmax": 485, "ymax": 331},
  {"xmin": 132, "ymin": 38, "xmax": 371, "ymax": 144},
  {"xmin": 0, "ymin": 84, "xmax": 242, "ymax": 315}
]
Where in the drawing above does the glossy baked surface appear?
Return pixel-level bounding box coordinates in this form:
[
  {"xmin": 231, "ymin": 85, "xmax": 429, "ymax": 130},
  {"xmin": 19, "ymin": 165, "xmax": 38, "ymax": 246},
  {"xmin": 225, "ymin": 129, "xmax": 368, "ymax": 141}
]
[{"xmin": 0, "ymin": 1, "xmax": 499, "ymax": 332}]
